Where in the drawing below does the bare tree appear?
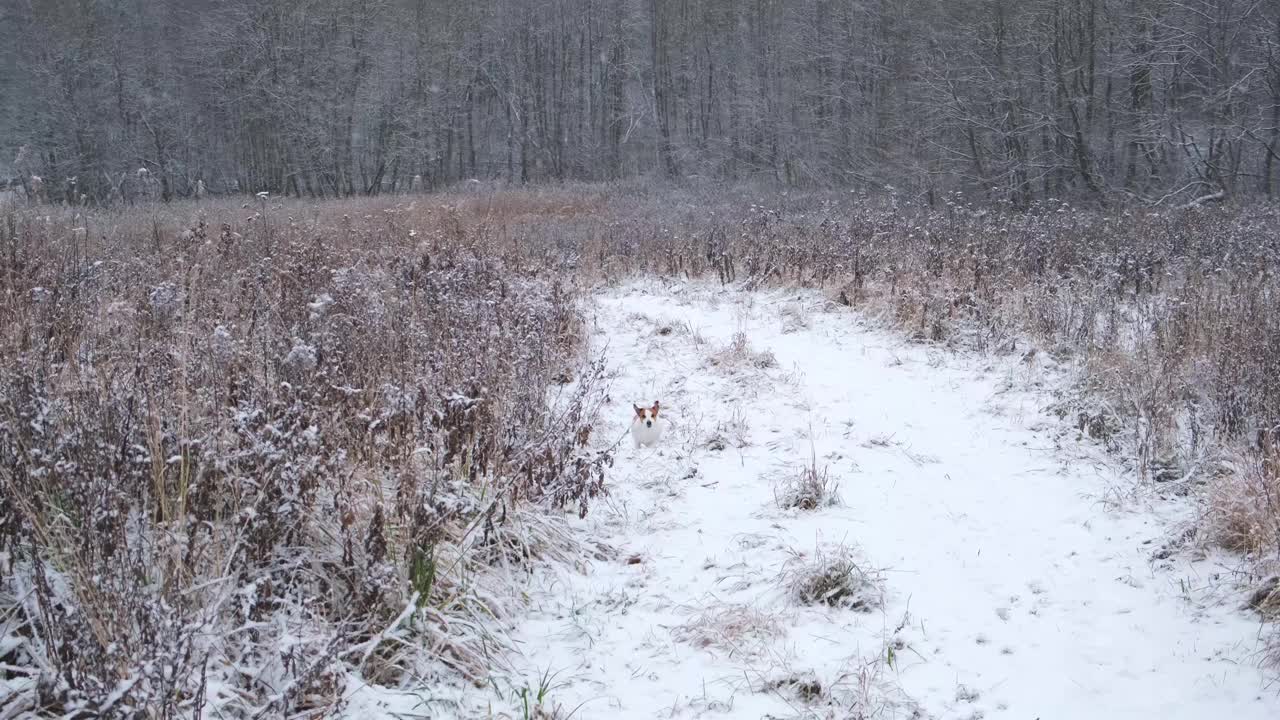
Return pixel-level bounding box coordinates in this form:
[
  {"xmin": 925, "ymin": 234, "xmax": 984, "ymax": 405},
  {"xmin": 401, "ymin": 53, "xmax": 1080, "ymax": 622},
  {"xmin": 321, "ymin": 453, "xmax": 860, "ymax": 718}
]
[{"xmin": 2, "ymin": 0, "xmax": 1277, "ymax": 205}]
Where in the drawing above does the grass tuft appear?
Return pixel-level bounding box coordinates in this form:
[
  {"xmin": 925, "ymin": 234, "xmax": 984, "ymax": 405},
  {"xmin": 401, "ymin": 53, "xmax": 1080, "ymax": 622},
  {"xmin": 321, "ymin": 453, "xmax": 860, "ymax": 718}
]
[
  {"xmin": 775, "ymin": 441, "xmax": 841, "ymax": 511},
  {"xmin": 783, "ymin": 545, "xmax": 883, "ymax": 613}
]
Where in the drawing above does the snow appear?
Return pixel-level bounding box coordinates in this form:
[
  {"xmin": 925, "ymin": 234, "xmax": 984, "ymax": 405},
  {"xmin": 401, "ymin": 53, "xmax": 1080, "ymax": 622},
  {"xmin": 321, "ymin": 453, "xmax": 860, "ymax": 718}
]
[
  {"xmin": 307, "ymin": 293, "xmax": 335, "ymax": 319},
  {"xmin": 478, "ymin": 282, "xmax": 1278, "ymax": 719}
]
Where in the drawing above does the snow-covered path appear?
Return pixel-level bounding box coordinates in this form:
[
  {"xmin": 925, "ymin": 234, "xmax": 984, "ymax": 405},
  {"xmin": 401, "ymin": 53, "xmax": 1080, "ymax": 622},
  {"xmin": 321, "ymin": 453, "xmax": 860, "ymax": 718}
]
[{"xmin": 502, "ymin": 283, "xmax": 1276, "ymax": 719}]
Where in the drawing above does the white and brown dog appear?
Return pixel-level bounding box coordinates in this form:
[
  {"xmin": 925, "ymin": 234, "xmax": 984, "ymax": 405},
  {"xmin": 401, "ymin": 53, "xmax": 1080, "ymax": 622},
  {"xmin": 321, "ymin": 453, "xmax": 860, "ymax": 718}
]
[{"xmin": 630, "ymin": 401, "xmax": 665, "ymax": 448}]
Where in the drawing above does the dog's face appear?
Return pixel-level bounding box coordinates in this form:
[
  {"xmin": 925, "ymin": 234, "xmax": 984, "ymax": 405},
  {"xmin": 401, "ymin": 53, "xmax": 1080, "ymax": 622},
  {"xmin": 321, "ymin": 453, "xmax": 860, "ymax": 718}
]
[{"xmin": 633, "ymin": 401, "xmax": 661, "ymax": 428}]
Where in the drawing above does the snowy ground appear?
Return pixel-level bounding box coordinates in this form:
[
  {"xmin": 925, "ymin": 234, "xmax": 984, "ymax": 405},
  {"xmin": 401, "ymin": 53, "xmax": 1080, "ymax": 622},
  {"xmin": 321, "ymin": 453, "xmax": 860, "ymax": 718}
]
[{"xmin": 352, "ymin": 281, "xmax": 1279, "ymax": 719}]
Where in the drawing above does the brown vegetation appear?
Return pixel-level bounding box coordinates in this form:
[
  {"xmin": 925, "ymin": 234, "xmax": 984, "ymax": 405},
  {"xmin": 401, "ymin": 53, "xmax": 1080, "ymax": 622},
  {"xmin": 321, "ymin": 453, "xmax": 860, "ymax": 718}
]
[{"xmin": 2, "ymin": 184, "xmax": 1279, "ymax": 715}]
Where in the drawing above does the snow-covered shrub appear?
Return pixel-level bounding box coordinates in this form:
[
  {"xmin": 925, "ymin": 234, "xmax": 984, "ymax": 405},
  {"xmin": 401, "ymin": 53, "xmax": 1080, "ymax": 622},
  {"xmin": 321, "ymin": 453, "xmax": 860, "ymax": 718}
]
[
  {"xmin": 707, "ymin": 332, "xmax": 777, "ymax": 370},
  {"xmin": 774, "ymin": 449, "xmax": 841, "ymax": 512},
  {"xmin": 1207, "ymin": 431, "xmax": 1280, "ymax": 565},
  {"xmin": 0, "ymin": 199, "xmax": 609, "ymax": 716},
  {"xmin": 783, "ymin": 545, "xmax": 883, "ymax": 612}
]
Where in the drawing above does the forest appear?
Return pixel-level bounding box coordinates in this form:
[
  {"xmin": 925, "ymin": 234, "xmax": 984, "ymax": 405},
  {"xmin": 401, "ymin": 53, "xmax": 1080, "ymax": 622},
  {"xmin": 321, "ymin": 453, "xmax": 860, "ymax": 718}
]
[{"xmin": 2, "ymin": 0, "xmax": 1279, "ymax": 207}]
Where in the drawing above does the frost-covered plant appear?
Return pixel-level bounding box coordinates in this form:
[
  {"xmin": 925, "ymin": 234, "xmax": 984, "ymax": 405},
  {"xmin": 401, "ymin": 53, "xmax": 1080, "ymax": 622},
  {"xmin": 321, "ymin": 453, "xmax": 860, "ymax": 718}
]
[
  {"xmin": 707, "ymin": 331, "xmax": 777, "ymax": 370},
  {"xmin": 1208, "ymin": 430, "xmax": 1280, "ymax": 563},
  {"xmin": 6, "ymin": 185, "xmax": 1280, "ymax": 699},
  {"xmin": 783, "ymin": 545, "xmax": 883, "ymax": 612},
  {"xmin": 774, "ymin": 445, "xmax": 841, "ymax": 512},
  {"xmin": 671, "ymin": 603, "xmax": 783, "ymax": 658},
  {"xmin": 0, "ymin": 200, "xmax": 609, "ymax": 716}
]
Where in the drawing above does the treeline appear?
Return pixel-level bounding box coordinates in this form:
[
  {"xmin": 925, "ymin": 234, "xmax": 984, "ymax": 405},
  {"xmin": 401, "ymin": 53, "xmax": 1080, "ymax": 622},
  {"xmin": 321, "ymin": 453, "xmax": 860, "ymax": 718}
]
[{"xmin": 1, "ymin": 0, "xmax": 1279, "ymax": 207}]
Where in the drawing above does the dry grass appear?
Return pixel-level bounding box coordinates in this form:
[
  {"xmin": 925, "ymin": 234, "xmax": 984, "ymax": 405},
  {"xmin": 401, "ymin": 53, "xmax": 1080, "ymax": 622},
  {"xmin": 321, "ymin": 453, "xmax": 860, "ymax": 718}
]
[
  {"xmin": 861, "ymin": 433, "xmax": 897, "ymax": 449},
  {"xmin": 1207, "ymin": 430, "xmax": 1280, "ymax": 583},
  {"xmin": 4, "ymin": 184, "xmax": 1280, "ymax": 705},
  {"xmin": 758, "ymin": 653, "xmax": 915, "ymax": 719},
  {"xmin": 671, "ymin": 603, "xmax": 784, "ymax": 659},
  {"xmin": 775, "ymin": 443, "xmax": 841, "ymax": 512},
  {"xmin": 763, "ymin": 671, "xmax": 829, "ymax": 704},
  {"xmin": 706, "ymin": 407, "xmax": 751, "ymax": 451},
  {"xmin": 782, "ymin": 545, "xmax": 883, "ymax": 613},
  {"xmin": 708, "ymin": 332, "xmax": 778, "ymax": 371},
  {"xmin": 0, "ymin": 197, "xmax": 610, "ymax": 715},
  {"xmin": 778, "ymin": 302, "xmax": 813, "ymax": 334},
  {"xmin": 1247, "ymin": 578, "xmax": 1280, "ymax": 619}
]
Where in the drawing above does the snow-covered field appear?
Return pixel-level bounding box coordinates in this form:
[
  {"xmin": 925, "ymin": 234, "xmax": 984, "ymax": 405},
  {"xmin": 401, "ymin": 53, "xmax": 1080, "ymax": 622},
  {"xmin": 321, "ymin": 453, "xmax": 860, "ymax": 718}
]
[{"xmin": 355, "ymin": 282, "xmax": 1278, "ymax": 719}]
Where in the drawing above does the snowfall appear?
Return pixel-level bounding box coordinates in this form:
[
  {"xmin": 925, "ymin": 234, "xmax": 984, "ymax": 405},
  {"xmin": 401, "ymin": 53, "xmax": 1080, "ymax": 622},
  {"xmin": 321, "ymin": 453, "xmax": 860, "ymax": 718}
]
[{"xmin": 347, "ymin": 282, "xmax": 1279, "ymax": 719}]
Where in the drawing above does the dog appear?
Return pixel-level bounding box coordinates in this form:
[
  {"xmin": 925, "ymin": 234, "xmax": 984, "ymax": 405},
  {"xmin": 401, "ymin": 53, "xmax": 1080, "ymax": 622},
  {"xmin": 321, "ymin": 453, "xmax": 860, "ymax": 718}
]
[{"xmin": 630, "ymin": 401, "xmax": 665, "ymax": 448}]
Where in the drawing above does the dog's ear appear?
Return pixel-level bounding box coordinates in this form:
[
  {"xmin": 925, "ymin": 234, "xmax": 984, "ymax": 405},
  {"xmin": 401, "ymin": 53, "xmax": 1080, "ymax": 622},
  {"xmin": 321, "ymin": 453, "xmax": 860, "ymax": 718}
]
[
  {"xmin": 634, "ymin": 404, "xmax": 646, "ymax": 418},
  {"xmin": 651, "ymin": 400, "xmax": 660, "ymax": 416}
]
